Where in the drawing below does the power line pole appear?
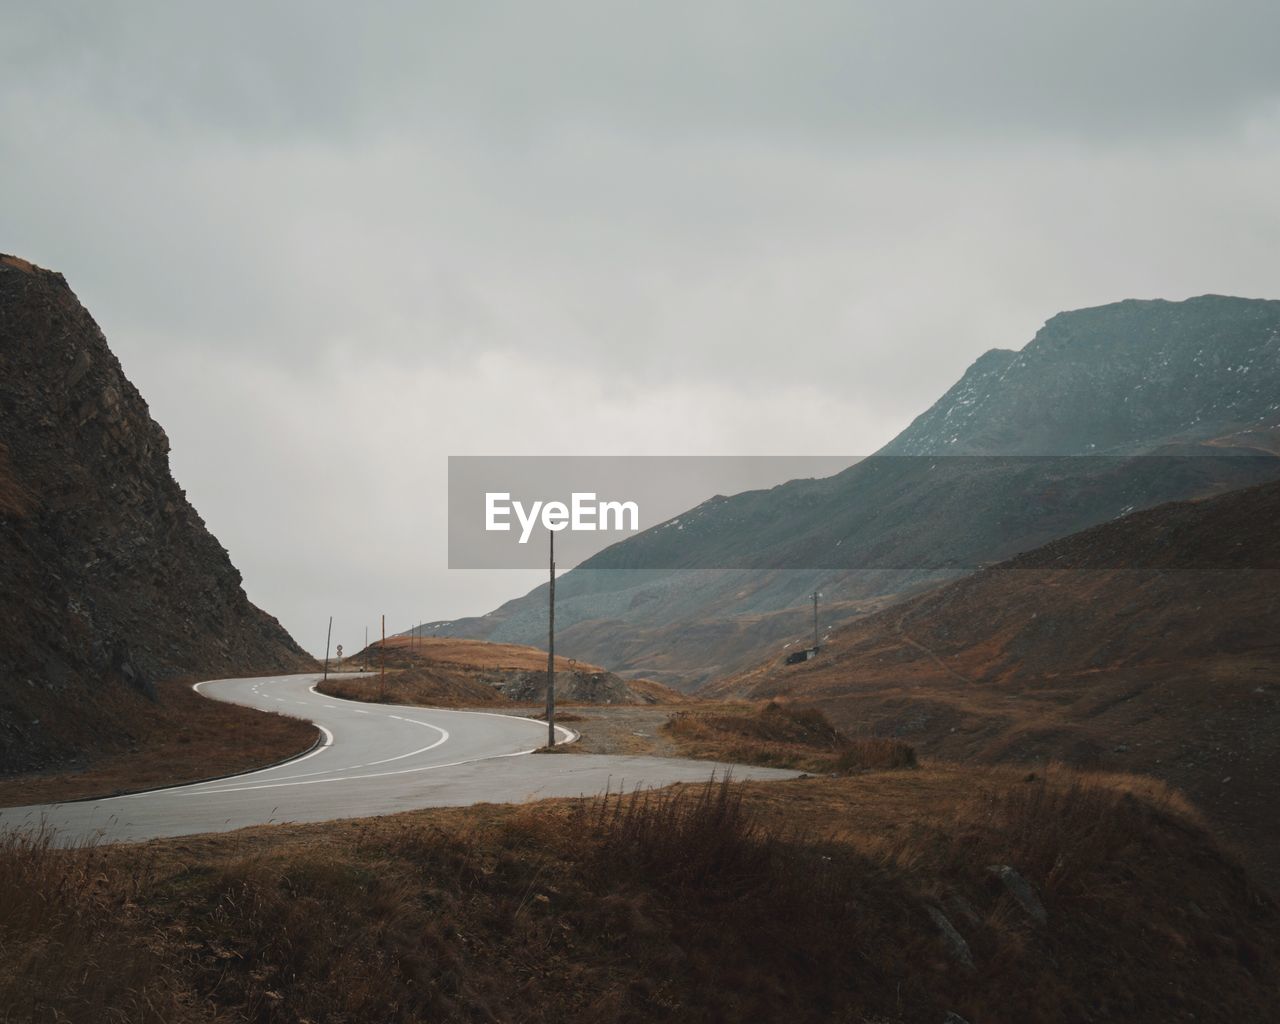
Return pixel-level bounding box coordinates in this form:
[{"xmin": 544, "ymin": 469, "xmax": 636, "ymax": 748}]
[
  {"xmin": 811, "ymin": 590, "xmax": 821, "ymax": 650},
  {"xmin": 323, "ymin": 615, "xmax": 333, "ymax": 680},
  {"xmin": 546, "ymin": 528, "xmax": 556, "ymax": 748},
  {"xmin": 364, "ymin": 626, "xmax": 368, "ymax": 670},
  {"xmin": 380, "ymin": 614, "xmax": 386, "ymax": 695}
]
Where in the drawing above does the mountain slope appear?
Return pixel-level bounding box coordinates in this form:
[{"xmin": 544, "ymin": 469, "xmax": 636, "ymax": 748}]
[
  {"xmin": 322, "ymin": 635, "xmax": 686, "ymax": 706},
  {"xmin": 710, "ymin": 479, "xmax": 1280, "ymax": 886},
  {"xmin": 0, "ymin": 255, "xmax": 313, "ymax": 773},
  {"xmin": 884, "ymin": 295, "xmax": 1280, "ymax": 456},
  {"xmin": 421, "ymin": 295, "xmax": 1280, "ymax": 687}
]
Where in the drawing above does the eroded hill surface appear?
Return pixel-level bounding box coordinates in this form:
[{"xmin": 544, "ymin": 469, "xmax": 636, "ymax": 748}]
[{"xmin": 711, "ymin": 479, "xmax": 1280, "ymax": 887}]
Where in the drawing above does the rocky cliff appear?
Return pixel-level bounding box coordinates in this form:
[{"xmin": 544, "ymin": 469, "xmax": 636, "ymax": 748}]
[{"xmin": 0, "ymin": 255, "xmax": 313, "ymax": 772}]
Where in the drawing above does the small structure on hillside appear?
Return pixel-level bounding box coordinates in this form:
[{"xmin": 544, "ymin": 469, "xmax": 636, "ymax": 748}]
[{"xmin": 785, "ymin": 646, "xmax": 820, "ymax": 665}]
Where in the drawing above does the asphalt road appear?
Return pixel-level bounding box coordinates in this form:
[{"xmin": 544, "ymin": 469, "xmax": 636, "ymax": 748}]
[{"xmin": 0, "ymin": 673, "xmax": 797, "ymax": 845}]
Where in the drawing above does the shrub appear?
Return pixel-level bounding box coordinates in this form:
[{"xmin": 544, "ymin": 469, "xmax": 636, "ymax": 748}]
[{"xmin": 834, "ymin": 737, "xmax": 918, "ymax": 771}]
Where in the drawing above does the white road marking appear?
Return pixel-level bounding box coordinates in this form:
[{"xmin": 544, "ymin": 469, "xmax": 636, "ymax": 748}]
[
  {"xmin": 191, "ymin": 746, "xmax": 539, "ymax": 795},
  {"xmin": 155, "ymin": 674, "xmax": 556, "ymax": 799},
  {"xmin": 119, "ymin": 723, "xmax": 337, "ymax": 800},
  {"xmin": 454, "ymin": 706, "xmax": 578, "ymax": 744},
  {"xmin": 192, "ymin": 717, "xmax": 452, "ymax": 790}
]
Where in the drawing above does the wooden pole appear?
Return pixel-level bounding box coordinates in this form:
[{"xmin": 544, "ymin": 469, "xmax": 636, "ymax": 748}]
[
  {"xmin": 546, "ymin": 530, "xmax": 556, "ymax": 748},
  {"xmin": 812, "ymin": 591, "xmax": 820, "ymax": 649},
  {"xmin": 380, "ymin": 614, "xmax": 386, "ymax": 692},
  {"xmin": 323, "ymin": 616, "xmax": 332, "ymax": 680}
]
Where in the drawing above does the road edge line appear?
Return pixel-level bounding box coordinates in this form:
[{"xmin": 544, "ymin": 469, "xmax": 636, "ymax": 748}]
[{"xmin": 308, "ymin": 680, "xmax": 580, "ymax": 746}]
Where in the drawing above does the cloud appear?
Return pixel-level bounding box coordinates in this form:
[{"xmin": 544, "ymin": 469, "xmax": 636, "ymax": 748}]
[
  {"xmin": 2, "ymin": 2, "xmax": 1278, "ymax": 653},
  {"xmin": 7, "ymin": 3, "xmax": 1280, "ymax": 144}
]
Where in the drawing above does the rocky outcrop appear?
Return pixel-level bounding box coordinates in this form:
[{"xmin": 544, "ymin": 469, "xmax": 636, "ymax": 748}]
[
  {"xmin": 0, "ymin": 255, "xmax": 314, "ymax": 772},
  {"xmin": 926, "ymin": 905, "xmax": 975, "ymax": 971},
  {"xmin": 491, "ymin": 667, "xmax": 660, "ymax": 704},
  {"xmin": 986, "ymin": 864, "xmax": 1048, "ymax": 926}
]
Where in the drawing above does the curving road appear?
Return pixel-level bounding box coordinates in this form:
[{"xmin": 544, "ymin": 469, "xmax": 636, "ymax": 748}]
[{"xmin": 0, "ymin": 673, "xmax": 797, "ymax": 845}]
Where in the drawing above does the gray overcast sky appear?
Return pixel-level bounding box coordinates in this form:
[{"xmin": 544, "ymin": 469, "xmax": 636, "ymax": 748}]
[{"xmin": 3, "ymin": 2, "xmax": 1279, "ymax": 656}]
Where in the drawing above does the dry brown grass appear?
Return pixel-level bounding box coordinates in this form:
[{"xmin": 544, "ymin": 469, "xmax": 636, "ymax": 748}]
[
  {"xmin": 665, "ymin": 700, "xmax": 917, "ymax": 773},
  {"xmin": 0, "ymin": 829, "xmax": 180, "ymax": 1022},
  {"xmin": 0, "ymin": 679, "xmax": 317, "ymax": 806},
  {"xmin": 364, "ymin": 634, "xmax": 602, "ymax": 673},
  {"xmin": 1, "ymin": 769, "xmax": 1277, "ymax": 1023},
  {"xmin": 345, "ymin": 637, "xmax": 688, "ymax": 705},
  {"xmin": 708, "ymin": 487, "xmax": 1280, "ymax": 890},
  {"xmin": 318, "ymin": 665, "xmax": 508, "ymax": 708},
  {"xmin": 834, "ymin": 736, "xmax": 919, "ymax": 770}
]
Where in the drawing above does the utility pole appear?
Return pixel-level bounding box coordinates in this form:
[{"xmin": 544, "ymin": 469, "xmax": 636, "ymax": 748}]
[
  {"xmin": 380, "ymin": 614, "xmax": 386, "ymax": 694},
  {"xmin": 323, "ymin": 616, "xmax": 333, "ymax": 680},
  {"xmin": 811, "ymin": 590, "xmax": 821, "ymax": 650},
  {"xmin": 363, "ymin": 626, "xmax": 368, "ymax": 670},
  {"xmin": 546, "ymin": 528, "xmax": 556, "ymax": 748}
]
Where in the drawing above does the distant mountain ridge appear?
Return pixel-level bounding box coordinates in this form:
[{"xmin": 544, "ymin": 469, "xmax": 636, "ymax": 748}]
[
  {"xmin": 884, "ymin": 295, "xmax": 1280, "ymax": 456},
  {"xmin": 0, "ymin": 255, "xmax": 313, "ymax": 773},
  {"xmin": 419, "ymin": 295, "xmax": 1280, "ymax": 688}
]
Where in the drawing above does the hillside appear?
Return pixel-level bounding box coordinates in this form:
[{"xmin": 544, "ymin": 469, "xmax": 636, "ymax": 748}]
[
  {"xmin": 0, "ymin": 255, "xmax": 314, "ymax": 775},
  {"xmin": 420, "ymin": 295, "xmax": 1280, "ymax": 687},
  {"xmin": 709, "ymin": 479, "xmax": 1280, "ymax": 887},
  {"xmin": 322, "ymin": 635, "xmax": 686, "ymax": 707},
  {"xmin": 7, "ymin": 771, "xmax": 1279, "ymax": 1023}
]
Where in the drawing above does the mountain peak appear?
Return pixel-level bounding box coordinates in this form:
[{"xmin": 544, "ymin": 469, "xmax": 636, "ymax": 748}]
[{"xmin": 884, "ymin": 294, "xmax": 1280, "ymax": 456}]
